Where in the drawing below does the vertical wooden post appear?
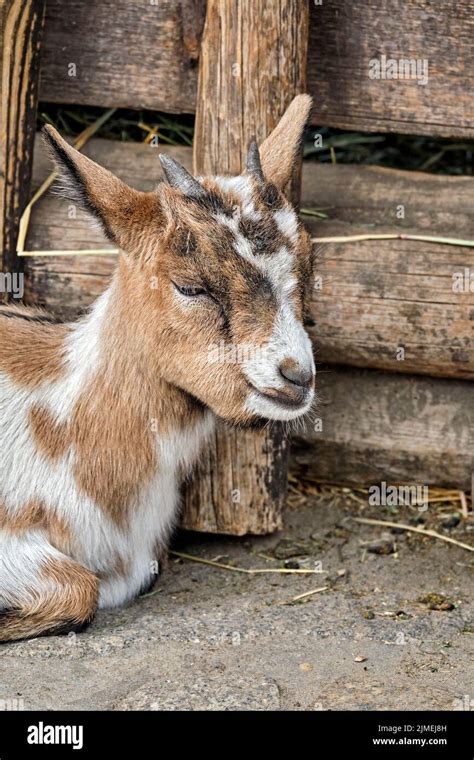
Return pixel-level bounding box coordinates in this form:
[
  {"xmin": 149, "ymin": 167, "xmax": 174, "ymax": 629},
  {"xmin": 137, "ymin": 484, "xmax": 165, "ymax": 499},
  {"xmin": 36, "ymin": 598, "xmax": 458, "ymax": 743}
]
[
  {"xmin": 0, "ymin": 0, "xmax": 45, "ymax": 299},
  {"xmin": 181, "ymin": 0, "xmax": 309, "ymax": 535}
]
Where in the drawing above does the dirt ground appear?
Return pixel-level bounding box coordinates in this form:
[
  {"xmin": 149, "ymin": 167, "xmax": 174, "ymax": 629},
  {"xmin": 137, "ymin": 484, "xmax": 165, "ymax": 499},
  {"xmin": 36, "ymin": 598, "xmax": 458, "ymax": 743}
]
[{"xmin": 0, "ymin": 486, "xmax": 472, "ymax": 711}]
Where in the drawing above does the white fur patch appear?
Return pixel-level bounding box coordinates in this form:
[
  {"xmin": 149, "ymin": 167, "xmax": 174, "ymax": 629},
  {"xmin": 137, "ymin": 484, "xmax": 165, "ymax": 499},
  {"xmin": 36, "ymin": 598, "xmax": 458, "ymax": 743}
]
[
  {"xmin": 243, "ymin": 299, "xmax": 315, "ymax": 403},
  {"xmin": 273, "ymin": 207, "xmax": 299, "ymax": 245},
  {"xmin": 212, "ymin": 175, "xmax": 261, "ymax": 220}
]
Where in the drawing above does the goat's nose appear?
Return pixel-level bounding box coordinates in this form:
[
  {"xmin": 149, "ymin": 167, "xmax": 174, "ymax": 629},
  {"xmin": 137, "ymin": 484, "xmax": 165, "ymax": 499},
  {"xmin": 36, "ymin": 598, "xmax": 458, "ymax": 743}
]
[{"xmin": 279, "ymin": 360, "xmax": 314, "ymax": 388}]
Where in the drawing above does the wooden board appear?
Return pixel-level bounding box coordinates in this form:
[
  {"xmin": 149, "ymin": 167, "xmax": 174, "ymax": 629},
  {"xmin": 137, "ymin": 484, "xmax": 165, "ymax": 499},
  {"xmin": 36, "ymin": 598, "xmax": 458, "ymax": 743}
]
[
  {"xmin": 181, "ymin": 422, "xmax": 288, "ymax": 535},
  {"xmin": 192, "ymin": 0, "xmax": 308, "ymax": 201},
  {"xmin": 0, "ymin": 0, "xmax": 44, "ymax": 286},
  {"xmin": 302, "ymin": 164, "xmax": 474, "ymax": 380},
  {"xmin": 39, "ymin": 0, "xmax": 205, "ymax": 114},
  {"xmin": 307, "ymin": 0, "xmax": 474, "ymax": 138},
  {"xmin": 292, "ymin": 366, "xmax": 474, "ymax": 491},
  {"xmin": 23, "ymin": 138, "xmax": 474, "ymax": 380},
  {"xmin": 38, "ymin": 0, "xmax": 474, "ymax": 137}
]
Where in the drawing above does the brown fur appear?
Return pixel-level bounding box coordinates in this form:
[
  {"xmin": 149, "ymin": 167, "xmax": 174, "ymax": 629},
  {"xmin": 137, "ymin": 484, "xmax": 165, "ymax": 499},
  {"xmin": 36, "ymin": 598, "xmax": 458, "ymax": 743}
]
[
  {"xmin": 18, "ymin": 278, "xmax": 208, "ymax": 526},
  {"xmin": 0, "ymin": 499, "xmax": 73, "ymax": 555},
  {"xmin": 29, "ymin": 405, "xmax": 70, "ymax": 461},
  {"xmin": 0, "ymin": 557, "xmax": 98, "ymax": 642},
  {"xmin": 22, "ymin": 301, "xmax": 207, "ymax": 526},
  {"xmin": 70, "ymin": 367, "xmax": 158, "ymax": 526},
  {"xmin": 259, "ymin": 94, "xmax": 313, "ymax": 189},
  {"xmin": 13, "ymin": 299, "xmax": 208, "ymax": 529},
  {"xmin": 0, "ymin": 306, "xmax": 69, "ymax": 388}
]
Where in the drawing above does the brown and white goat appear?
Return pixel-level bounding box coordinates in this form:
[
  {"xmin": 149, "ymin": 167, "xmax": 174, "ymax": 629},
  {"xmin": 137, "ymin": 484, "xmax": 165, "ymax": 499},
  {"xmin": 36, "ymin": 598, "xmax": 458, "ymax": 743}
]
[{"xmin": 0, "ymin": 96, "xmax": 315, "ymax": 641}]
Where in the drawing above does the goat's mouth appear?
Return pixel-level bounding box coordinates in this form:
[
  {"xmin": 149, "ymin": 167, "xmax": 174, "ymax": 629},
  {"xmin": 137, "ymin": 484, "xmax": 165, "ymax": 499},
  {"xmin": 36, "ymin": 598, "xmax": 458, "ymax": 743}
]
[
  {"xmin": 254, "ymin": 388, "xmax": 310, "ymax": 410},
  {"xmin": 246, "ymin": 383, "xmax": 314, "ymax": 421}
]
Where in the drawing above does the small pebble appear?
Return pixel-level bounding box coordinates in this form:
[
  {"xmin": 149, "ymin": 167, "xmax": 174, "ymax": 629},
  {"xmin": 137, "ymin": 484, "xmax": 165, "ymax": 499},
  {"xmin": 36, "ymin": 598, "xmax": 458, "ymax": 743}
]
[
  {"xmin": 441, "ymin": 514, "xmax": 461, "ymax": 529},
  {"xmin": 367, "ymin": 538, "xmax": 396, "ymax": 555},
  {"xmin": 418, "ymin": 593, "xmax": 455, "ymax": 611}
]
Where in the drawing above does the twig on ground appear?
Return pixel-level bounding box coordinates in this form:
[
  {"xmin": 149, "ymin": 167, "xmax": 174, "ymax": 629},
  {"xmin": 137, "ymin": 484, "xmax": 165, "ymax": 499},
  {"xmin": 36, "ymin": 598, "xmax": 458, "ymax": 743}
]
[
  {"xmin": 278, "ymin": 586, "xmax": 328, "ymax": 605},
  {"xmin": 459, "ymin": 491, "xmax": 469, "ymax": 519},
  {"xmin": 169, "ymin": 550, "xmax": 321, "ymax": 574},
  {"xmin": 353, "ymin": 517, "xmax": 474, "ymax": 553}
]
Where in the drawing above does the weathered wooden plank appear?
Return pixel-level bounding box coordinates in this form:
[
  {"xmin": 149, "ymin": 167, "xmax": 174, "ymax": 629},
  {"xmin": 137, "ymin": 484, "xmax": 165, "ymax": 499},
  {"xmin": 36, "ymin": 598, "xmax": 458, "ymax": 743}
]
[
  {"xmin": 308, "ymin": 0, "xmax": 474, "ymax": 137},
  {"xmin": 302, "ymin": 164, "xmax": 474, "ymax": 380},
  {"xmin": 24, "ymin": 138, "xmax": 474, "ymax": 379},
  {"xmin": 0, "ymin": 0, "xmax": 44, "ymax": 295},
  {"xmin": 39, "ymin": 0, "xmax": 205, "ymax": 113},
  {"xmin": 292, "ymin": 366, "xmax": 474, "ymax": 491},
  {"xmin": 38, "ymin": 0, "xmax": 474, "ymax": 138},
  {"xmin": 192, "ymin": 0, "xmax": 308, "ymax": 202},
  {"xmin": 180, "ymin": 0, "xmax": 309, "ymax": 535},
  {"xmin": 181, "ymin": 423, "xmax": 289, "ymax": 536}
]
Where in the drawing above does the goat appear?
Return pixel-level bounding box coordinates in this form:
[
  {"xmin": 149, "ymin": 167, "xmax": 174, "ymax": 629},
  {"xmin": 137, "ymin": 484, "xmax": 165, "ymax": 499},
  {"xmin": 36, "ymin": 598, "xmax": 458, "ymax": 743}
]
[{"xmin": 0, "ymin": 95, "xmax": 315, "ymax": 641}]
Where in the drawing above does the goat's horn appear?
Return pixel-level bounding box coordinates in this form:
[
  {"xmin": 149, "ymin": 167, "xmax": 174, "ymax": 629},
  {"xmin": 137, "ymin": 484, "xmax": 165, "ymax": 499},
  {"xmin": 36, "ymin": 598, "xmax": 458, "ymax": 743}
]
[
  {"xmin": 246, "ymin": 141, "xmax": 265, "ymax": 184},
  {"xmin": 159, "ymin": 154, "xmax": 206, "ymax": 198}
]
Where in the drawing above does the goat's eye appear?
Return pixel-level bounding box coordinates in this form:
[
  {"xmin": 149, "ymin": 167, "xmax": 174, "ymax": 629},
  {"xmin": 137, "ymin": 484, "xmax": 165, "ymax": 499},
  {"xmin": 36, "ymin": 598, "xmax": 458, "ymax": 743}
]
[{"xmin": 173, "ymin": 282, "xmax": 207, "ymax": 298}]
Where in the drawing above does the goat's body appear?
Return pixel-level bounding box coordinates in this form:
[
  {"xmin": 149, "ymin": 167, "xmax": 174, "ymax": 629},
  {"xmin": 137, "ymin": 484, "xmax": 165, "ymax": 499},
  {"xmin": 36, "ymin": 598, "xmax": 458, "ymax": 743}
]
[{"xmin": 0, "ymin": 287, "xmax": 214, "ymax": 639}]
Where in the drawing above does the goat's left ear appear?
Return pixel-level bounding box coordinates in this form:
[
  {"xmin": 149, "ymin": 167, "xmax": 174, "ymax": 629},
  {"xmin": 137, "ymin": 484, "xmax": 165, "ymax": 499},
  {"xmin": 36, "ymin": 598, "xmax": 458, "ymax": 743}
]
[
  {"xmin": 43, "ymin": 125, "xmax": 160, "ymax": 247},
  {"xmin": 258, "ymin": 94, "xmax": 313, "ymax": 190}
]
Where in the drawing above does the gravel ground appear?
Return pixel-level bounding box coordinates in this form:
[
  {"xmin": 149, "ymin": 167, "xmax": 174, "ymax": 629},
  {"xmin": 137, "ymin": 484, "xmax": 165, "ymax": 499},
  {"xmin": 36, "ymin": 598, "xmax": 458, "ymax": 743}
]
[{"xmin": 0, "ymin": 493, "xmax": 472, "ymax": 711}]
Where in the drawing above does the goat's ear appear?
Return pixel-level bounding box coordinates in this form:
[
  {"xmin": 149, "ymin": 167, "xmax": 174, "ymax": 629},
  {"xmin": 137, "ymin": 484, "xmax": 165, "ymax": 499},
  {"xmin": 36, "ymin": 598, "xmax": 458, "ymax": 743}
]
[
  {"xmin": 43, "ymin": 125, "xmax": 158, "ymax": 246},
  {"xmin": 258, "ymin": 94, "xmax": 313, "ymax": 190}
]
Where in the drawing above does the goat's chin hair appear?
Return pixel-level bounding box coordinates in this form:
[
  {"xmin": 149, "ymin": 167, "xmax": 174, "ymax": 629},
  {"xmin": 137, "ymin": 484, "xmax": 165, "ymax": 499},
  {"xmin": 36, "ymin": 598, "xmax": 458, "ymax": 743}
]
[
  {"xmin": 216, "ymin": 412, "xmax": 269, "ymax": 431},
  {"xmin": 219, "ymin": 413, "xmax": 290, "ymax": 432},
  {"xmin": 235, "ymin": 416, "xmax": 270, "ymax": 431}
]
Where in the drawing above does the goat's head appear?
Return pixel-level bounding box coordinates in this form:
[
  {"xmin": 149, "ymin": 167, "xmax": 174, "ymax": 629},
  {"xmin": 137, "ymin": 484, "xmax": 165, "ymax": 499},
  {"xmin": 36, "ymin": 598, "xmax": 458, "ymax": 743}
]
[{"xmin": 44, "ymin": 95, "xmax": 315, "ymax": 425}]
